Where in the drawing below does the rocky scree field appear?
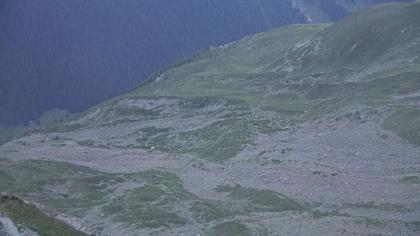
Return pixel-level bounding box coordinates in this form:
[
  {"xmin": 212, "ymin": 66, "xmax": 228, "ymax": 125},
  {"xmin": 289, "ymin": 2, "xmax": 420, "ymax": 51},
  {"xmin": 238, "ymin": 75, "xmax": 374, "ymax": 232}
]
[{"xmin": 1, "ymin": 2, "xmax": 420, "ymax": 236}]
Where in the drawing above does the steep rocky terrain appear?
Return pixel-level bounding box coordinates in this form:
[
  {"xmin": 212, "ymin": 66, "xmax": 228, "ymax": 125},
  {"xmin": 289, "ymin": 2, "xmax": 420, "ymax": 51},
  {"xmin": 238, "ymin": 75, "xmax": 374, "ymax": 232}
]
[
  {"xmin": 0, "ymin": 0, "xmax": 413, "ymax": 126},
  {"xmin": 1, "ymin": 2, "xmax": 420, "ymax": 235}
]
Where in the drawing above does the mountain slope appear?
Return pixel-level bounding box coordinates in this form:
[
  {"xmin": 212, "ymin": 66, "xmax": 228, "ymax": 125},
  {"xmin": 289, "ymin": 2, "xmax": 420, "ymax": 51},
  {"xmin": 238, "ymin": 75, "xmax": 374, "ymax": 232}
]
[
  {"xmin": 0, "ymin": 0, "xmax": 304, "ymax": 126},
  {"xmin": 0, "ymin": 0, "xmax": 413, "ymax": 126},
  {"xmin": 1, "ymin": 2, "xmax": 420, "ymax": 235},
  {"xmin": 292, "ymin": 0, "xmax": 414, "ymax": 22},
  {"xmin": 0, "ymin": 194, "xmax": 92, "ymax": 236}
]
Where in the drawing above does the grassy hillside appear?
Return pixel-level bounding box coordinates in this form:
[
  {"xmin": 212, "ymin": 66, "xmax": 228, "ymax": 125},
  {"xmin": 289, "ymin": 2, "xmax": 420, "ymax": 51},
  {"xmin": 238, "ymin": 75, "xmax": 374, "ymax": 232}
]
[
  {"xmin": 123, "ymin": 1, "xmax": 420, "ymax": 148},
  {"xmin": 1, "ymin": 0, "xmax": 410, "ymax": 127},
  {"xmin": 0, "ymin": 195, "xmax": 89, "ymax": 236},
  {"xmin": 1, "ymin": 2, "xmax": 420, "ymax": 235}
]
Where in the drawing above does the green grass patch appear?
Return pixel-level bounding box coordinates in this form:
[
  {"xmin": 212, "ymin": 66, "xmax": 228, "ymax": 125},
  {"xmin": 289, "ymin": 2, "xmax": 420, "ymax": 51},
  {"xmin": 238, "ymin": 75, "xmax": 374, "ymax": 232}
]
[
  {"xmin": 102, "ymin": 171, "xmax": 195, "ymax": 228},
  {"xmin": 189, "ymin": 200, "xmax": 235, "ymax": 222},
  {"xmin": 0, "ymin": 159, "xmax": 201, "ymax": 229},
  {"xmin": 0, "ymin": 195, "xmax": 88, "ymax": 236},
  {"xmin": 215, "ymin": 184, "xmax": 305, "ymax": 212},
  {"xmin": 345, "ymin": 201, "xmax": 408, "ymax": 212},
  {"xmin": 136, "ymin": 118, "xmax": 256, "ymax": 162},
  {"xmin": 209, "ymin": 221, "xmax": 252, "ymax": 236},
  {"xmin": 0, "ymin": 160, "xmax": 128, "ymax": 217},
  {"xmin": 401, "ymin": 175, "xmax": 420, "ymax": 184},
  {"xmin": 113, "ymin": 106, "xmax": 161, "ymax": 117},
  {"xmin": 383, "ymin": 107, "xmax": 420, "ymax": 146}
]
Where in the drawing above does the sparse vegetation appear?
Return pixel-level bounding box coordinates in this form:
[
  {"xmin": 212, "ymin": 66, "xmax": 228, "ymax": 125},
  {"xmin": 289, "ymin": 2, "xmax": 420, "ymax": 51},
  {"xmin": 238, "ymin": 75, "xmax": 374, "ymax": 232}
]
[
  {"xmin": 0, "ymin": 195, "xmax": 88, "ymax": 236},
  {"xmin": 401, "ymin": 175, "xmax": 420, "ymax": 184},
  {"xmin": 0, "ymin": 125, "xmax": 29, "ymax": 145},
  {"xmin": 344, "ymin": 202, "xmax": 408, "ymax": 212},
  {"xmin": 209, "ymin": 221, "xmax": 252, "ymax": 236},
  {"xmin": 215, "ymin": 184, "xmax": 305, "ymax": 212},
  {"xmin": 383, "ymin": 107, "xmax": 420, "ymax": 146},
  {"xmin": 1, "ymin": 2, "xmax": 420, "ymax": 235}
]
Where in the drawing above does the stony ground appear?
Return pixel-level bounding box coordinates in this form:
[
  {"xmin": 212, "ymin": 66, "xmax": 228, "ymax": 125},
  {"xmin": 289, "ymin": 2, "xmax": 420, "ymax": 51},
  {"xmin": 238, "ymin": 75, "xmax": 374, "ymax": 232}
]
[
  {"xmin": 0, "ymin": 96, "xmax": 419, "ymax": 236},
  {"xmin": 1, "ymin": 3, "xmax": 420, "ymax": 235}
]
